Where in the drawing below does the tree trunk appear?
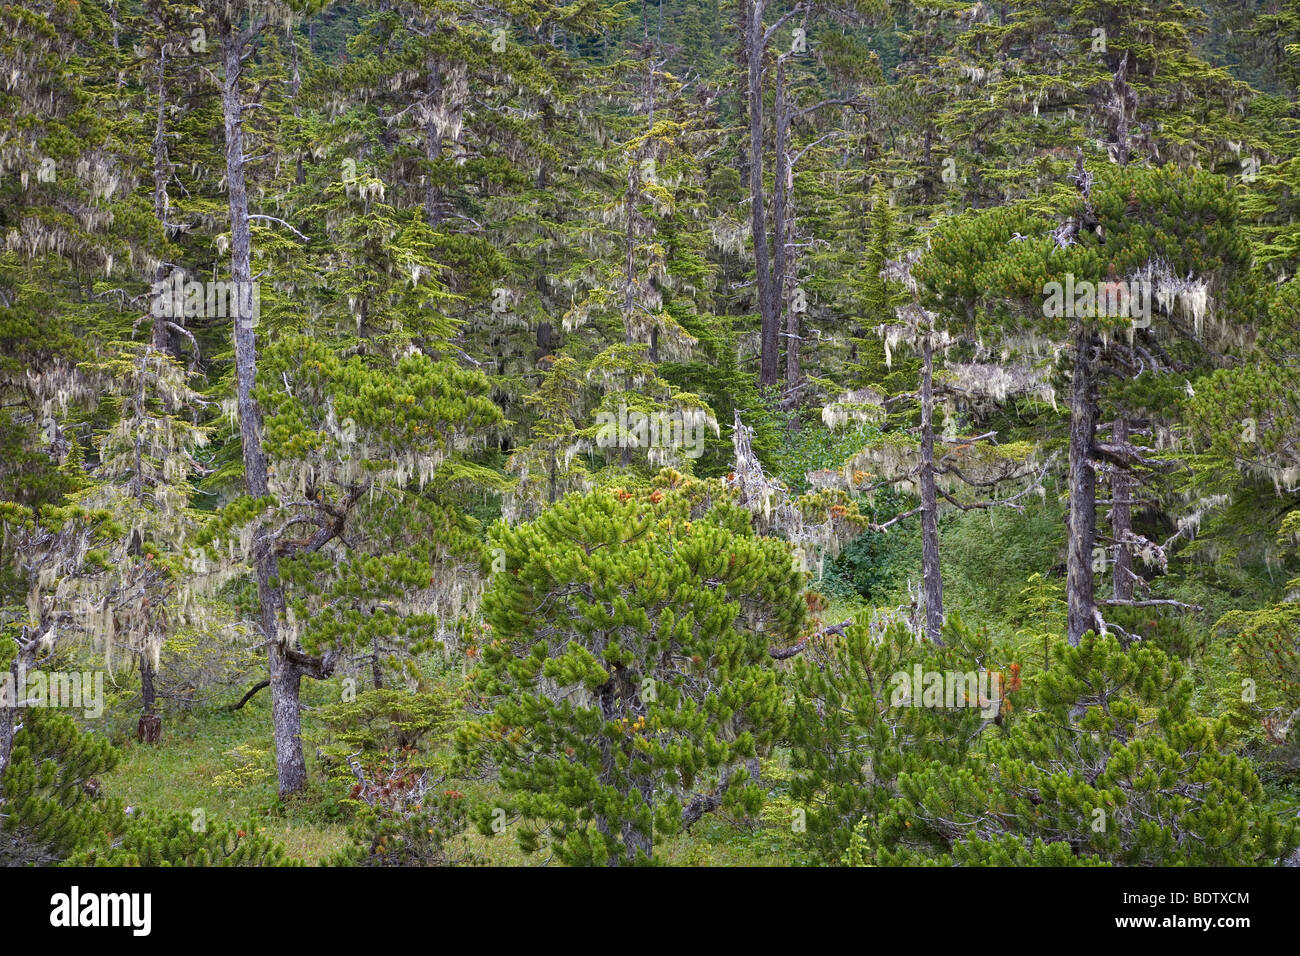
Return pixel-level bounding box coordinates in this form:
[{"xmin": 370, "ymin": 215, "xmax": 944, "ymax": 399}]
[
  {"xmin": 595, "ymin": 669, "xmax": 653, "ymax": 865},
  {"xmin": 621, "ymin": 768, "xmax": 654, "ymax": 864},
  {"xmin": 734, "ymin": 0, "xmax": 751, "ymax": 191},
  {"xmin": 0, "ymin": 658, "xmax": 18, "ymax": 775},
  {"xmin": 746, "ymin": 1, "xmax": 779, "ymax": 387},
  {"xmin": 775, "ymin": 58, "xmax": 798, "ymax": 392},
  {"xmin": 138, "ymin": 656, "xmax": 162, "ymax": 742},
  {"xmin": 269, "ymin": 644, "xmax": 307, "ymax": 792},
  {"xmin": 151, "ymin": 42, "xmax": 173, "ymax": 353},
  {"xmin": 423, "ymin": 56, "xmax": 444, "ymax": 227},
  {"xmin": 623, "ymin": 160, "xmax": 638, "ymax": 347},
  {"xmin": 0, "ymin": 645, "xmax": 36, "ymax": 773},
  {"xmin": 0, "ymin": 705, "xmax": 12, "ymax": 778},
  {"xmin": 1067, "ymin": 324, "xmax": 1099, "ymax": 645},
  {"xmin": 1110, "ymin": 416, "xmax": 1134, "ymax": 602},
  {"xmin": 220, "ymin": 16, "xmax": 317, "ymax": 797},
  {"xmin": 290, "ymin": 31, "xmax": 305, "ymax": 187},
  {"xmin": 140, "ymin": 657, "xmax": 157, "ymax": 716},
  {"xmin": 370, "ymin": 634, "xmax": 384, "ymax": 690},
  {"xmin": 918, "ymin": 329, "xmax": 944, "ymax": 645}
]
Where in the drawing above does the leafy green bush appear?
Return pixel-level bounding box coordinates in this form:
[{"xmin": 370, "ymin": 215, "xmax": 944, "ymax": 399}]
[{"xmin": 818, "ymin": 487, "xmax": 920, "ymax": 601}]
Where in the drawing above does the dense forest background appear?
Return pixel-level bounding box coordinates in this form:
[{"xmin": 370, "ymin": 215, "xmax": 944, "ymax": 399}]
[{"xmin": 4, "ymin": 0, "xmax": 1300, "ymax": 867}]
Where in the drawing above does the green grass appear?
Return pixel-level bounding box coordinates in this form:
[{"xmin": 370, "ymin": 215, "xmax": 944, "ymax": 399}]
[
  {"xmin": 101, "ymin": 681, "xmax": 350, "ymax": 864},
  {"xmin": 101, "ymin": 673, "xmax": 823, "ymax": 866}
]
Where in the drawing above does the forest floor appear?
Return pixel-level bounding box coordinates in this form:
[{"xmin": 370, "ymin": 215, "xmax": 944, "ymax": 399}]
[{"xmin": 100, "ymin": 671, "xmax": 821, "ymax": 866}]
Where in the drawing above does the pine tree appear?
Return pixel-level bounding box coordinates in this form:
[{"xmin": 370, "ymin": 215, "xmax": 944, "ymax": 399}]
[
  {"xmin": 72, "ymin": 810, "xmax": 295, "ymax": 866},
  {"xmin": 76, "ymin": 343, "xmax": 208, "ymax": 732},
  {"xmin": 460, "ymin": 478, "xmax": 806, "ymax": 864},
  {"xmin": 0, "ymin": 502, "xmax": 117, "ymax": 772},
  {"xmin": 917, "ymin": 162, "xmax": 1257, "ymax": 644},
  {"xmin": 787, "ymin": 617, "xmax": 1298, "ymax": 866},
  {"xmin": 0, "ymin": 709, "xmax": 123, "ymax": 865}
]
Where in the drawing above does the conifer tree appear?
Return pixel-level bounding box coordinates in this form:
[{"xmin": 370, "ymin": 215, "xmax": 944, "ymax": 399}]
[
  {"xmin": 0, "ymin": 503, "xmax": 117, "ymax": 772},
  {"xmin": 917, "ymin": 162, "xmax": 1255, "ymax": 644},
  {"xmin": 76, "ymin": 343, "xmax": 208, "ymax": 731},
  {"xmin": 461, "ymin": 479, "xmax": 805, "ymax": 864},
  {"xmin": 820, "ymin": 197, "xmax": 1047, "ymax": 644},
  {"xmin": 788, "ymin": 618, "xmax": 1299, "ymax": 865},
  {"xmin": 0, "ymin": 709, "xmax": 123, "ymax": 865}
]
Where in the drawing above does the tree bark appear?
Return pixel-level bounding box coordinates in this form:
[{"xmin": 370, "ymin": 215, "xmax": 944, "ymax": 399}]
[
  {"xmin": 919, "ymin": 328, "xmax": 944, "ymax": 645},
  {"xmin": 220, "ymin": 14, "xmax": 329, "ymax": 797},
  {"xmin": 0, "ymin": 659, "xmax": 18, "ymax": 775},
  {"xmin": 595, "ymin": 667, "xmax": 654, "ymax": 864},
  {"xmin": 140, "ymin": 657, "xmax": 157, "ymax": 716},
  {"xmin": 746, "ymin": 1, "xmax": 780, "ymax": 387},
  {"xmin": 536, "ymin": 320, "xmax": 553, "ymax": 360},
  {"xmin": 621, "ymin": 770, "xmax": 654, "ymax": 864},
  {"xmin": 1110, "ymin": 416, "xmax": 1135, "ymax": 602},
  {"xmin": 775, "ymin": 57, "xmax": 799, "ymax": 391},
  {"xmin": 0, "ymin": 707, "xmax": 12, "ymax": 778},
  {"xmin": 370, "ymin": 634, "xmax": 384, "ymax": 690},
  {"xmin": 1067, "ymin": 324, "xmax": 1099, "ymax": 645},
  {"xmin": 0, "ymin": 642, "xmax": 38, "ymax": 774},
  {"xmin": 151, "ymin": 41, "xmax": 173, "ymax": 353}
]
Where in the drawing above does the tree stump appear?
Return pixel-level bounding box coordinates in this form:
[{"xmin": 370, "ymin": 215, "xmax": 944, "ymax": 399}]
[{"xmin": 137, "ymin": 714, "xmax": 162, "ymax": 743}]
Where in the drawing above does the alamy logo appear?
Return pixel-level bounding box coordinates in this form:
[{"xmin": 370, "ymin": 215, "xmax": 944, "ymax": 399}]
[
  {"xmin": 0, "ymin": 664, "xmax": 103, "ymax": 718},
  {"xmin": 889, "ymin": 666, "xmax": 1003, "ymax": 718},
  {"xmin": 151, "ymin": 270, "xmax": 260, "ymax": 325},
  {"xmin": 595, "ymin": 404, "xmax": 711, "ymax": 460},
  {"xmin": 1042, "ymin": 273, "xmax": 1150, "ymax": 326},
  {"xmin": 50, "ymin": 887, "xmax": 151, "ymax": 936}
]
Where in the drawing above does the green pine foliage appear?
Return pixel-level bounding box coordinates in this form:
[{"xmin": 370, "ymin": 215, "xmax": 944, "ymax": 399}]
[
  {"xmin": 72, "ymin": 811, "xmax": 295, "ymax": 867},
  {"xmin": 459, "ymin": 479, "xmax": 805, "ymax": 865},
  {"xmin": 0, "ymin": 709, "xmax": 123, "ymax": 866},
  {"xmin": 4, "ymin": 0, "xmax": 1300, "ymax": 870},
  {"xmin": 788, "ymin": 619, "xmax": 1298, "ymax": 866}
]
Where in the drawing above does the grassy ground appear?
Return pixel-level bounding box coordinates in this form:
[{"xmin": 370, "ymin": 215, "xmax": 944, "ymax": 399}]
[
  {"xmin": 100, "ymin": 673, "xmax": 818, "ymax": 866},
  {"xmin": 100, "ymin": 687, "xmax": 350, "ymax": 863}
]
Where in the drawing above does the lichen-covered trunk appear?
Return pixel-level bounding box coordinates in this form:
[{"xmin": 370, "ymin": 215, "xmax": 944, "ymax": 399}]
[
  {"xmin": 150, "ymin": 43, "xmax": 172, "ymax": 352},
  {"xmin": 423, "ymin": 57, "xmax": 444, "ymax": 227},
  {"xmin": 1067, "ymin": 324, "xmax": 1099, "ymax": 645},
  {"xmin": 269, "ymin": 644, "xmax": 307, "ymax": 792},
  {"xmin": 0, "ymin": 710, "xmax": 12, "ymax": 778},
  {"xmin": 0, "ymin": 644, "xmax": 36, "ymax": 775},
  {"xmin": 0, "ymin": 661, "xmax": 16, "ymax": 777},
  {"xmin": 370, "ymin": 634, "xmax": 384, "ymax": 690},
  {"xmin": 746, "ymin": 1, "xmax": 779, "ymax": 387},
  {"xmin": 774, "ymin": 58, "xmax": 795, "ymax": 392},
  {"xmin": 221, "ymin": 19, "xmax": 309, "ymax": 797},
  {"xmin": 919, "ymin": 332, "xmax": 944, "ymax": 645},
  {"xmin": 1111, "ymin": 416, "xmax": 1134, "ymax": 602},
  {"xmin": 140, "ymin": 657, "xmax": 157, "ymax": 716}
]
